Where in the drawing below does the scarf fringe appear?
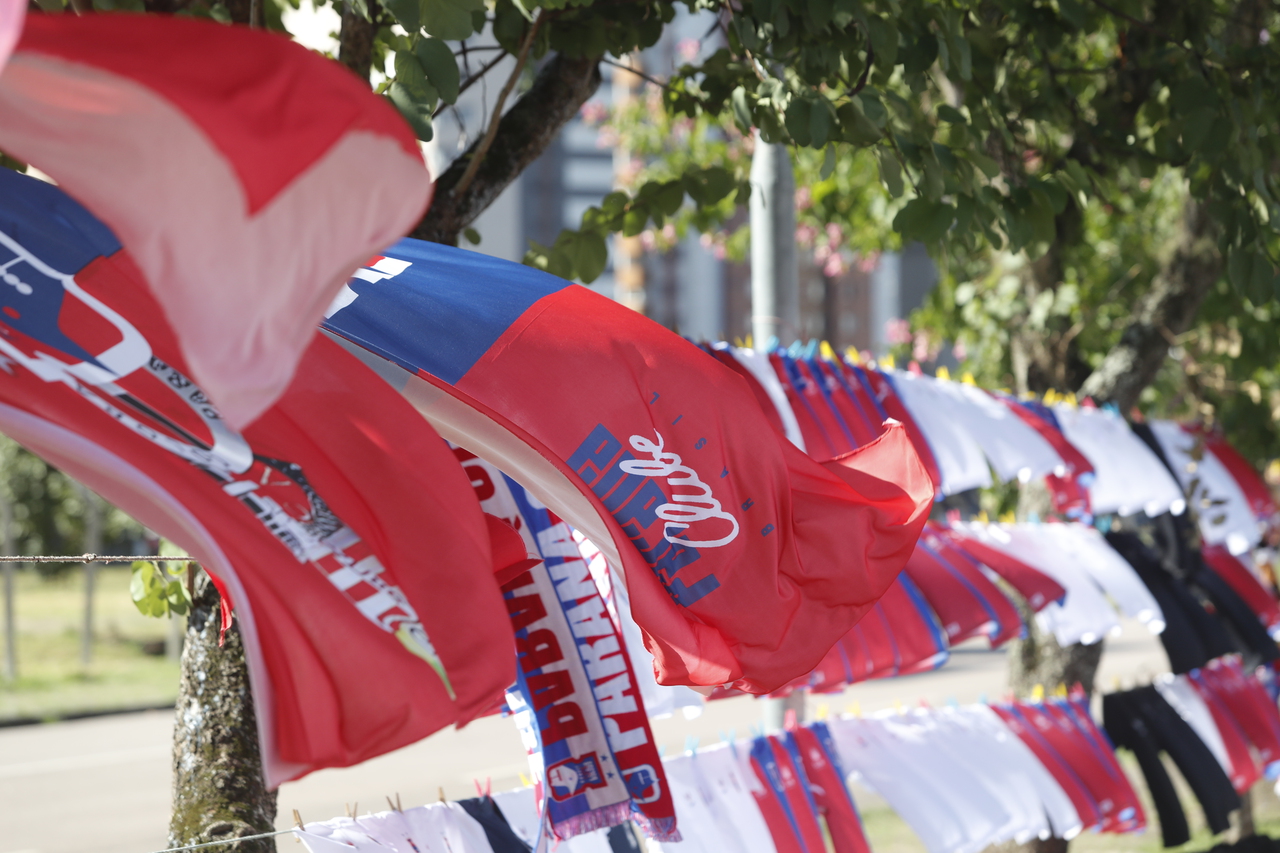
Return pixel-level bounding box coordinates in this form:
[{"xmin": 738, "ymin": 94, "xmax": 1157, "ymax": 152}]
[
  {"xmin": 550, "ymin": 801, "xmax": 632, "ymax": 840},
  {"xmin": 632, "ymin": 813, "xmax": 681, "ymax": 843}
]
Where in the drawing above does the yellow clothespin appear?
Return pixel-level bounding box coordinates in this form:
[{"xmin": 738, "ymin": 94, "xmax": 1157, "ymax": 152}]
[
  {"xmin": 816, "ymin": 703, "xmax": 830, "ymax": 721},
  {"xmin": 1043, "ymin": 389, "xmax": 1059, "ymax": 405},
  {"xmin": 961, "ymin": 371, "xmax": 977, "ymax": 386},
  {"xmin": 844, "ymin": 346, "xmax": 862, "ymax": 364},
  {"xmin": 1031, "ymin": 684, "xmax": 1045, "ymax": 702},
  {"xmin": 881, "ymin": 354, "xmax": 896, "ymax": 369},
  {"xmin": 519, "ymin": 772, "xmax": 532, "ymax": 788},
  {"xmin": 820, "ymin": 341, "xmax": 838, "ymax": 361},
  {"xmin": 976, "ymin": 510, "xmax": 990, "ymax": 524},
  {"xmin": 999, "ymin": 511, "xmax": 1016, "ymax": 524},
  {"xmin": 744, "ymin": 334, "xmax": 753, "ymax": 349},
  {"xmin": 894, "ymin": 698, "xmax": 906, "ymax": 715},
  {"xmin": 846, "ymin": 701, "xmax": 862, "ymax": 718},
  {"xmin": 1054, "ymin": 684, "xmax": 1069, "ymax": 698},
  {"xmin": 1063, "ymin": 392, "xmax": 1078, "ymax": 407},
  {"xmin": 935, "ymin": 365, "xmax": 951, "ymax": 381}
]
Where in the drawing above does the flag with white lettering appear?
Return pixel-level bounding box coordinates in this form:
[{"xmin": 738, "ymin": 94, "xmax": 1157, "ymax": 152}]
[
  {"xmin": 323, "ymin": 238, "xmax": 933, "ymax": 694},
  {"xmin": 0, "ymin": 168, "xmax": 513, "ymax": 786},
  {"xmin": 452, "ymin": 447, "xmax": 677, "ymax": 842}
]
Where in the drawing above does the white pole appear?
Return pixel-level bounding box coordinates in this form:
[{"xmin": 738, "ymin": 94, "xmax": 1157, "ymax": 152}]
[{"xmin": 749, "ymin": 134, "xmax": 799, "ymax": 347}]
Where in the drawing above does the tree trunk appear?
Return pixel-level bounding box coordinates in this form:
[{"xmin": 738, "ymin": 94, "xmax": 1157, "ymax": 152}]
[
  {"xmin": 413, "ymin": 54, "xmax": 603, "ymax": 245},
  {"xmin": 1079, "ymin": 199, "xmax": 1220, "ymax": 412},
  {"xmin": 338, "ymin": 0, "xmax": 379, "ymax": 84},
  {"xmin": 169, "ymin": 571, "xmax": 278, "ymax": 853}
]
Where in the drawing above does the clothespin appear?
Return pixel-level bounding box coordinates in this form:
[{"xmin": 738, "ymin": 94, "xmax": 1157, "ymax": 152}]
[
  {"xmin": 1027, "ymin": 511, "xmax": 1041, "ymax": 525},
  {"xmin": 977, "ymin": 510, "xmax": 990, "ymax": 524},
  {"xmin": 935, "ymin": 365, "xmax": 951, "ymax": 381},
  {"xmin": 816, "ymin": 703, "xmax": 829, "ymax": 721},
  {"xmin": 1031, "ymin": 684, "xmax": 1045, "ymax": 702},
  {"xmin": 961, "ymin": 371, "xmax": 977, "ymax": 386},
  {"xmin": 894, "ymin": 698, "xmax": 906, "ymax": 715},
  {"xmin": 907, "ymin": 359, "xmax": 923, "ymax": 375},
  {"xmin": 946, "ymin": 696, "xmax": 959, "ymax": 708},
  {"xmin": 685, "ymin": 735, "xmax": 700, "ymax": 755},
  {"xmin": 847, "ymin": 701, "xmax": 862, "ymax": 718},
  {"xmin": 293, "ymin": 809, "xmax": 304, "ymax": 844},
  {"xmin": 1064, "ymin": 392, "xmax": 1078, "ymax": 408},
  {"xmin": 519, "ymin": 772, "xmax": 532, "ymax": 788},
  {"xmin": 438, "ymin": 787, "xmax": 447, "ymax": 804},
  {"xmin": 1043, "ymin": 389, "xmax": 1059, "ymax": 405},
  {"xmin": 820, "ymin": 341, "xmax": 838, "ymax": 361},
  {"xmin": 978, "ymin": 693, "xmax": 989, "ymax": 705},
  {"xmin": 387, "ymin": 795, "xmax": 400, "ymax": 812},
  {"xmin": 764, "ymin": 335, "xmax": 779, "ymax": 352},
  {"xmin": 659, "ymin": 745, "xmax": 667, "ymax": 759},
  {"xmin": 802, "ymin": 339, "xmax": 819, "ymax": 359},
  {"xmin": 1054, "ymin": 684, "xmax": 1068, "ymax": 698},
  {"xmin": 783, "ymin": 708, "xmax": 798, "ymax": 731},
  {"xmin": 998, "ymin": 511, "xmax": 1015, "ymax": 524},
  {"xmin": 881, "ymin": 353, "xmax": 895, "ymax": 369},
  {"xmin": 844, "ymin": 346, "xmax": 862, "ymax": 364},
  {"xmin": 345, "ymin": 803, "xmax": 353, "ymax": 819}
]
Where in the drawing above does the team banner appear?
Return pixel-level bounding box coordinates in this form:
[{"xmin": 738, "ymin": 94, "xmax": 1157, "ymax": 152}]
[
  {"xmin": 453, "ymin": 447, "xmax": 677, "ymax": 841},
  {"xmin": 323, "ymin": 238, "xmax": 933, "ymax": 693},
  {"xmin": 0, "ymin": 13, "xmax": 430, "ymax": 427},
  {"xmin": 0, "ymin": 170, "xmax": 512, "ymax": 785}
]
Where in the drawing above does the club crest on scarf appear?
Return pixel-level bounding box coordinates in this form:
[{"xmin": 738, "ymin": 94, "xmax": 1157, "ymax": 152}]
[
  {"xmin": 0, "ymin": 225, "xmax": 454, "ymax": 696},
  {"xmin": 452, "ymin": 446, "xmax": 678, "ymax": 843}
]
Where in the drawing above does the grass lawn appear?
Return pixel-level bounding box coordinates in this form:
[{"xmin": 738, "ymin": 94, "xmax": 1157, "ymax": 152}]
[
  {"xmin": 0, "ymin": 565, "xmax": 181, "ymax": 722},
  {"xmin": 855, "ymin": 750, "xmax": 1280, "ymax": 853}
]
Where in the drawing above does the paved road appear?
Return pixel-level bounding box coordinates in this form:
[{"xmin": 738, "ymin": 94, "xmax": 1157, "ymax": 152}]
[{"xmin": 0, "ymin": 619, "xmax": 1167, "ymax": 853}]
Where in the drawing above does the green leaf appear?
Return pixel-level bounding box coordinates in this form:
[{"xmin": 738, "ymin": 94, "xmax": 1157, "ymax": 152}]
[
  {"xmin": 1229, "ymin": 246, "xmax": 1274, "ymax": 305},
  {"xmin": 654, "ymin": 181, "xmax": 685, "ymax": 215},
  {"xmin": 415, "ymin": 38, "xmax": 460, "ymax": 105},
  {"xmin": 387, "ymin": 83, "xmax": 435, "ymax": 141},
  {"xmin": 866, "ymin": 17, "xmax": 898, "ymax": 69},
  {"xmin": 463, "ymin": 227, "xmax": 482, "ymax": 245},
  {"xmin": 731, "ymin": 86, "xmax": 753, "ymax": 131},
  {"xmin": 394, "ymin": 52, "xmax": 439, "ymax": 109},
  {"xmin": 1179, "ymin": 106, "xmax": 1217, "ymax": 152},
  {"xmin": 901, "ymin": 31, "xmax": 938, "ymax": 75},
  {"xmin": 809, "ymin": 100, "xmax": 833, "ymax": 149},
  {"xmin": 837, "ymin": 102, "xmax": 881, "ymax": 145},
  {"xmin": 820, "ymin": 145, "xmax": 837, "ymax": 180},
  {"xmin": 877, "ymin": 148, "xmax": 904, "ymax": 198},
  {"xmin": 965, "ymin": 150, "xmax": 1000, "ymax": 179},
  {"xmin": 893, "ymin": 198, "xmax": 954, "ymax": 243},
  {"xmin": 421, "ymin": 0, "xmax": 482, "ymax": 40},
  {"xmin": 572, "ymin": 231, "xmax": 609, "ymax": 283},
  {"xmin": 384, "ymin": 0, "xmax": 420, "ymax": 32},
  {"xmin": 785, "ymin": 98, "xmax": 813, "ymax": 147},
  {"xmin": 936, "ymin": 104, "xmax": 966, "ymax": 124}
]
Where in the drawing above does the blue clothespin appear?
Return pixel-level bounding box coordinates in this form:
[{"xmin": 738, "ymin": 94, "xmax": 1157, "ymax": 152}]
[
  {"xmin": 684, "ymin": 735, "xmax": 700, "ymax": 755},
  {"xmin": 764, "ymin": 335, "xmax": 780, "ymax": 353},
  {"xmin": 802, "ymin": 339, "xmax": 819, "ymax": 359}
]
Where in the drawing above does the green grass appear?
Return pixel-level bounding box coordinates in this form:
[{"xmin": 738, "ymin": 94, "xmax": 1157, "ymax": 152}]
[
  {"xmin": 856, "ymin": 750, "xmax": 1280, "ymax": 853},
  {"xmin": 0, "ymin": 565, "xmax": 181, "ymax": 722}
]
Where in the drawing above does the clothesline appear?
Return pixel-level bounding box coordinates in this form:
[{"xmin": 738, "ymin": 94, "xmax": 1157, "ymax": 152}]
[
  {"xmin": 146, "ymin": 827, "xmax": 298, "ymax": 853},
  {"xmin": 0, "ymin": 554, "xmax": 194, "ymax": 563}
]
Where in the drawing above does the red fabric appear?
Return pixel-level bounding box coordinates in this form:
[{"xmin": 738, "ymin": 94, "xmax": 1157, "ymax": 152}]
[
  {"xmin": 450, "ymin": 283, "xmax": 934, "ymax": 693},
  {"xmin": 1203, "ymin": 545, "xmax": 1280, "ymax": 634},
  {"xmin": 1198, "ymin": 660, "xmax": 1280, "ymax": 770},
  {"xmin": 1193, "ymin": 428, "xmax": 1277, "ymax": 523},
  {"xmin": 909, "ymin": 529, "xmax": 1024, "ymax": 647},
  {"xmin": 856, "ymin": 367, "xmax": 944, "ymax": 494},
  {"xmin": 992, "ymin": 704, "xmax": 1103, "ymax": 830},
  {"xmin": 940, "ymin": 530, "xmax": 1066, "ymax": 612},
  {"xmin": 1038, "ymin": 701, "xmax": 1144, "ymax": 832},
  {"xmin": 0, "ymin": 195, "xmax": 510, "ymax": 785},
  {"xmin": 811, "ymin": 359, "xmax": 879, "ymax": 448},
  {"xmin": 770, "ymin": 353, "xmax": 844, "ymax": 461},
  {"xmin": 1187, "ymin": 675, "xmax": 1262, "ymax": 793},
  {"xmin": 18, "ymin": 14, "xmax": 418, "ymax": 213},
  {"xmin": 769, "ymin": 737, "xmax": 828, "ymax": 853},
  {"xmin": 791, "ymin": 726, "xmax": 871, "ymax": 853},
  {"xmin": 1060, "ymin": 694, "xmax": 1147, "ymax": 829},
  {"xmin": 835, "ymin": 362, "xmax": 891, "ymax": 440},
  {"xmin": 748, "ymin": 754, "xmax": 807, "ymax": 853}
]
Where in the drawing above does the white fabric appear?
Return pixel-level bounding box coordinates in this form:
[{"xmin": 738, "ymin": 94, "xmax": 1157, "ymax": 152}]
[
  {"xmin": 958, "ymin": 705, "xmax": 1082, "ymax": 841},
  {"xmin": 1052, "ymin": 405, "xmax": 1184, "ymax": 517},
  {"xmin": 953, "ymin": 522, "xmax": 1119, "ymax": 646},
  {"xmin": 493, "ymin": 786, "xmax": 613, "ymax": 853},
  {"xmin": 298, "ymin": 826, "xmax": 391, "ymax": 853},
  {"xmin": 576, "ymin": 531, "xmax": 704, "ymax": 720},
  {"xmin": 939, "ymin": 381, "xmax": 1065, "ymax": 483},
  {"xmin": 1022, "ymin": 523, "xmax": 1165, "ymax": 633},
  {"xmin": 650, "ymin": 754, "xmax": 736, "ymax": 852},
  {"xmin": 888, "ymin": 371, "xmax": 993, "ymax": 494},
  {"xmin": 1155, "ymin": 674, "xmax": 1232, "ymax": 776},
  {"xmin": 1149, "ymin": 420, "xmax": 1261, "ymax": 555},
  {"xmin": 724, "ymin": 345, "xmax": 807, "ymax": 453},
  {"xmin": 689, "ymin": 744, "xmax": 777, "ymax": 853}
]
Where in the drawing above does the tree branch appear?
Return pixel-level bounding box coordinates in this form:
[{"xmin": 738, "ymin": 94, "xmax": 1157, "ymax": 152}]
[
  {"xmin": 339, "ymin": 0, "xmax": 379, "ymax": 85},
  {"xmin": 412, "ymin": 53, "xmax": 603, "ymax": 245},
  {"xmin": 1079, "ymin": 199, "xmax": 1221, "ymax": 411}
]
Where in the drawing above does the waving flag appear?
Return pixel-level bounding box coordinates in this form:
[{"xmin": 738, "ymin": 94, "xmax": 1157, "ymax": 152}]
[
  {"xmin": 322, "ymin": 238, "xmax": 933, "ymax": 694},
  {"xmin": 454, "ymin": 448, "xmax": 677, "ymax": 842},
  {"xmin": 0, "ymin": 170, "xmax": 511, "ymax": 785},
  {"xmin": 0, "ymin": 13, "xmax": 430, "ymax": 428}
]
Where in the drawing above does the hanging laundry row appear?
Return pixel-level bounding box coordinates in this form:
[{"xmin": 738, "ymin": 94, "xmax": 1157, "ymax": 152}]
[{"xmin": 704, "ymin": 341, "xmax": 1275, "ymax": 556}]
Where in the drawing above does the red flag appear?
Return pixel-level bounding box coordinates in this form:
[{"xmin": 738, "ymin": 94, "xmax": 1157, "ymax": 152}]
[
  {"xmin": 0, "ymin": 13, "xmax": 430, "ymax": 428},
  {"xmin": 322, "ymin": 239, "xmax": 933, "ymax": 693},
  {"xmin": 0, "ymin": 170, "xmax": 510, "ymax": 785}
]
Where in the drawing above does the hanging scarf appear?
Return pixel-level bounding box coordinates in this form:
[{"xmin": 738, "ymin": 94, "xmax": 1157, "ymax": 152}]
[{"xmin": 453, "ymin": 448, "xmax": 678, "ymax": 842}]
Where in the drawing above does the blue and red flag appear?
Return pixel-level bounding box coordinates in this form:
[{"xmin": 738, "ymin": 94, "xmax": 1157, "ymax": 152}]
[
  {"xmin": 0, "ymin": 169, "xmax": 513, "ymax": 785},
  {"xmin": 322, "ymin": 239, "xmax": 933, "ymax": 694}
]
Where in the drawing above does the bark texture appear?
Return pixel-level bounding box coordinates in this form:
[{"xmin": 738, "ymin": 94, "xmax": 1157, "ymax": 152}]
[
  {"xmin": 169, "ymin": 572, "xmax": 277, "ymax": 853},
  {"xmin": 413, "ymin": 54, "xmax": 603, "ymax": 245},
  {"xmin": 339, "ymin": 0, "xmax": 379, "ymax": 84},
  {"xmin": 1078, "ymin": 200, "xmax": 1221, "ymax": 411}
]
